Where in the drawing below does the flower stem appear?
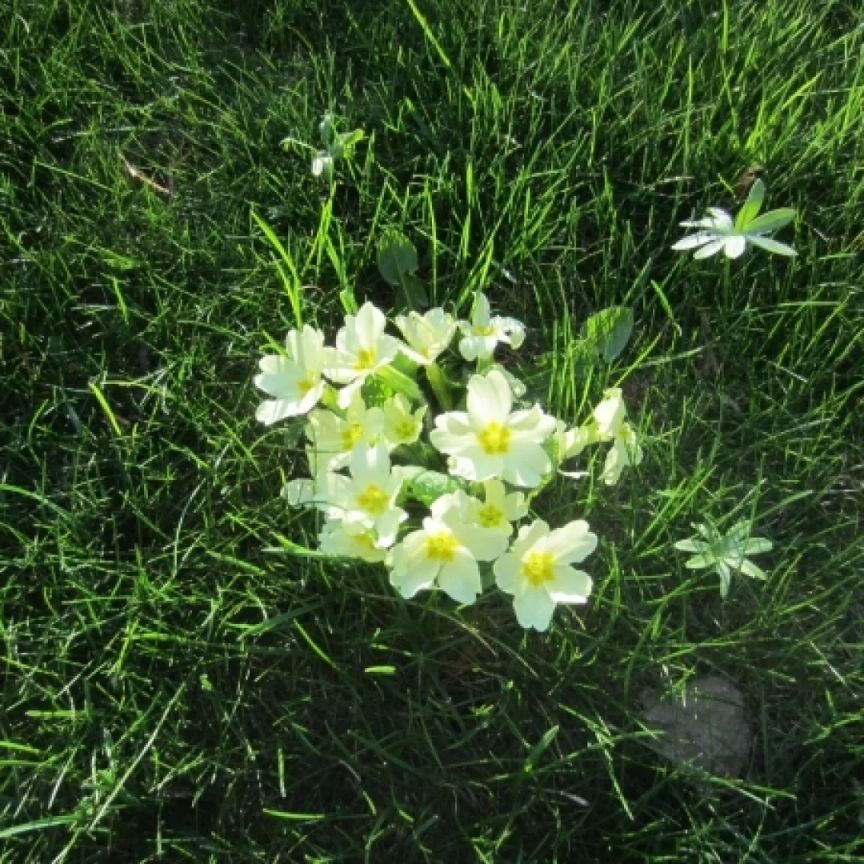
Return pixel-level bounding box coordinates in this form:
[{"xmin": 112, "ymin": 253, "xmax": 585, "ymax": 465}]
[
  {"xmin": 377, "ymin": 364, "xmax": 423, "ymax": 403},
  {"xmin": 424, "ymin": 362, "xmax": 454, "ymax": 411}
]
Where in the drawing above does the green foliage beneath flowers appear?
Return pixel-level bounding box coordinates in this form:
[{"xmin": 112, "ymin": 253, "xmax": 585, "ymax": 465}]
[{"xmin": 1, "ymin": 0, "xmax": 862, "ymax": 861}]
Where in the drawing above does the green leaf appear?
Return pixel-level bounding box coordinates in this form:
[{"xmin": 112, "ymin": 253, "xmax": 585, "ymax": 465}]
[
  {"xmin": 747, "ymin": 236, "xmax": 796, "ymax": 256},
  {"xmin": 743, "ymin": 537, "xmax": 773, "ymax": 555},
  {"xmin": 524, "ymin": 725, "xmax": 559, "ymax": 773},
  {"xmin": 399, "ymin": 272, "xmax": 429, "ymax": 307},
  {"xmin": 339, "ymin": 287, "xmax": 358, "ymax": 314},
  {"xmin": 265, "ymin": 533, "xmax": 335, "ymax": 559},
  {"xmin": 403, "ymin": 468, "xmax": 461, "ymax": 506},
  {"xmin": 734, "ymin": 178, "xmax": 766, "ymax": 229},
  {"xmin": 716, "ymin": 561, "xmax": 732, "ymax": 598},
  {"xmin": 726, "ymin": 520, "xmax": 752, "ymax": 543},
  {"xmin": 567, "ymin": 338, "xmax": 598, "ymax": 377},
  {"xmin": 583, "ymin": 306, "xmax": 634, "ymax": 362},
  {"xmin": 738, "ymin": 559, "xmax": 767, "ymax": 581},
  {"xmin": 684, "ymin": 553, "xmax": 713, "ymax": 569},
  {"xmin": 674, "ymin": 538, "xmax": 706, "ymax": 553},
  {"xmin": 742, "ymin": 208, "xmax": 797, "ymax": 235},
  {"xmin": 336, "ymin": 128, "xmax": 365, "ymax": 153},
  {"xmin": 377, "ymin": 230, "xmax": 428, "ymax": 307},
  {"xmin": 318, "ymin": 114, "xmax": 336, "ymax": 148},
  {"xmin": 377, "ymin": 230, "xmax": 418, "ymax": 285},
  {"xmin": 264, "ymin": 808, "xmax": 326, "ymax": 822}
]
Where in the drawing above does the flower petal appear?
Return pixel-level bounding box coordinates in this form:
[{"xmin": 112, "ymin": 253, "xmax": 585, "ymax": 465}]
[
  {"xmin": 493, "ymin": 552, "xmax": 520, "ymax": 593},
  {"xmin": 723, "ymin": 234, "xmax": 747, "ymax": 258},
  {"xmin": 671, "ymin": 231, "xmax": 715, "ymax": 250},
  {"xmin": 467, "ymin": 370, "xmax": 512, "ymax": 421},
  {"xmin": 547, "ymin": 566, "xmax": 592, "ymax": 604},
  {"xmin": 545, "ymin": 521, "xmax": 597, "ymax": 564},
  {"xmin": 693, "ymin": 238, "xmax": 727, "ymax": 259},
  {"xmin": 512, "ymin": 586, "xmax": 556, "ymax": 631},
  {"xmin": 501, "ymin": 440, "xmax": 550, "ymax": 487},
  {"xmin": 437, "ymin": 551, "xmax": 482, "ymax": 604}
]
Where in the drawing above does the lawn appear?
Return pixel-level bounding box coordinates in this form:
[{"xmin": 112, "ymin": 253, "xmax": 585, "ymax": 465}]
[{"xmin": 1, "ymin": 0, "xmax": 862, "ymax": 861}]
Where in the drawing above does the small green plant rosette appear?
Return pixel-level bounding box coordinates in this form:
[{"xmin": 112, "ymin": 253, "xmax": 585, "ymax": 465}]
[{"xmin": 674, "ymin": 520, "xmax": 773, "ymax": 598}]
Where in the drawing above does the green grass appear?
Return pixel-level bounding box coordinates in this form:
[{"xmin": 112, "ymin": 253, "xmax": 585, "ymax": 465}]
[{"xmin": 2, "ymin": 0, "xmax": 863, "ymax": 860}]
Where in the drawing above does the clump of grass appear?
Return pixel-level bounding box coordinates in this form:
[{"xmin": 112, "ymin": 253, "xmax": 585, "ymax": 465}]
[{"xmin": 2, "ymin": 0, "xmax": 862, "ymax": 860}]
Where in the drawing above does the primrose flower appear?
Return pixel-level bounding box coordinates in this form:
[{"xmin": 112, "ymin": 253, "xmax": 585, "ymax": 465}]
[
  {"xmin": 601, "ymin": 422, "xmax": 643, "ymax": 485},
  {"xmin": 254, "ymin": 325, "xmax": 334, "ymax": 425},
  {"xmin": 494, "ymin": 518, "xmax": 597, "ymax": 632},
  {"xmin": 326, "ymin": 443, "xmax": 407, "ymax": 548},
  {"xmin": 394, "ymin": 308, "xmax": 456, "ymax": 365},
  {"xmin": 282, "ymin": 469, "xmax": 344, "ymax": 511},
  {"xmin": 458, "ymin": 291, "xmax": 526, "ymax": 362},
  {"xmin": 324, "ymin": 302, "xmax": 403, "ymax": 408},
  {"xmin": 388, "ymin": 491, "xmax": 508, "ymax": 604},
  {"xmin": 554, "ymin": 419, "xmax": 598, "ymax": 462},
  {"xmin": 319, "ymin": 518, "xmax": 388, "ymax": 563},
  {"xmin": 464, "ymin": 479, "xmax": 528, "ymax": 538},
  {"xmin": 593, "ymin": 389, "xmax": 627, "ymax": 438},
  {"xmin": 380, "ymin": 394, "xmax": 426, "ymax": 447},
  {"xmin": 674, "ymin": 520, "xmax": 773, "ymax": 598},
  {"xmin": 671, "ymin": 179, "xmax": 796, "ymax": 259},
  {"xmin": 311, "ymin": 152, "xmax": 333, "ymax": 179},
  {"xmin": 430, "ymin": 369, "xmax": 556, "ymax": 487},
  {"xmin": 590, "ymin": 388, "xmax": 643, "ymax": 486},
  {"xmin": 305, "ymin": 392, "xmax": 386, "ymax": 473}
]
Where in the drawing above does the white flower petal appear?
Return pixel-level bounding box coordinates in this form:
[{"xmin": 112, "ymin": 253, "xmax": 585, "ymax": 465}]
[
  {"xmin": 512, "ymin": 586, "xmax": 556, "ymax": 632},
  {"xmin": 723, "ymin": 234, "xmax": 747, "ymax": 258},
  {"xmin": 693, "ymin": 238, "xmax": 727, "ymax": 259},
  {"xmin": 592, "ymin": 389, "xmax": 626, "ymax": 439},
  {"xmin": 255, "ymin": 397, "xmax": 295, "ymax": 426},
  {"xmin": 501, "ymin": 440, "xmax": 550, "ymax": 487},
  {"xmin": 354, "ymin": 301, "xmax": 386, "ymax": 344},
  {"xmin": 545, "ymin": 521, "xmax": 597, "ymax": 564},
  {"xmin": 547, "ymin": 566, "xmax": 592, "ymax": 604},
  {"xmin": 671, "ymin": 231, "xmax": 715, "ymax": 250},
  {"xmin": 453, "ymin": 521, "xmax": 508, "ymax": 562},
  {"xmin": 437, "ymin": 551, "xmax": 482, "ymax": 604},
  {"xmin": 467, "ymin": 370, "xmax": 512, "ymax": 420},
  {"xmin": 493, "ymin": 553, "xmax": 520, "ymax": 592},
  {"xmin": 389, "ymin": 537, "xmax": 439, "ymax": 598}
]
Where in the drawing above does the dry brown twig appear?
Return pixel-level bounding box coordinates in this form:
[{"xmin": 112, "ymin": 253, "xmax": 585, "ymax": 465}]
[{"xmin": 120, "ymin": 153, "xmax": 172, "ymax": 197}]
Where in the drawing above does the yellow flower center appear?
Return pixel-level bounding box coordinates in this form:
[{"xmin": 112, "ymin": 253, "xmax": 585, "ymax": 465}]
[
  {"xmin": 341, "ymin": 423, "xmax": 364, "ymax": 451},
  {"xmin": 354, "ymin": 348, "xmax": 376, "ymax": 370},
  {"xmin": 477, "ymin": 503, "xmax": 504, "ymax": 529},
  {"xmin": 478, "ymin": 421, "xmax": 511, "ymax": 455},
  {"xmin": 423, "ymin": 531, "xmax": 459, "ymax": 562},
  {"xmin": 521, "ymin": 550, "xmax": 555, "ymax": 586},
  {"xmin": 393, "ymin": 418, "xmax": 416, "ymax": 441},
  {"xmin": 352, "ymin": 533, "xmax": 376, "ymax": 553},
  {"xmin": 296, "ymin": 372, "xmax": 317, "ymax": 395},
  {"xmin": 473, "ymin": 324, "xmax": 496, "ymax": 337},
  {"xmin": 356, "ymin": 484, "xmax": 389, "ymax": 515}
]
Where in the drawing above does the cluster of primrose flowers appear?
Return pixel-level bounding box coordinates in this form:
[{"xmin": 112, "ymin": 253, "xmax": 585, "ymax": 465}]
[{"xmin": 254, "ymin": 293, "xmax": 642, "ymax": 632}]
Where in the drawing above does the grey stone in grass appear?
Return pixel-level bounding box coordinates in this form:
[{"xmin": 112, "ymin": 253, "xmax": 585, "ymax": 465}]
[{"xmin": 641, "ymin": 675, "xmax": 753, "ymax": 779}]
